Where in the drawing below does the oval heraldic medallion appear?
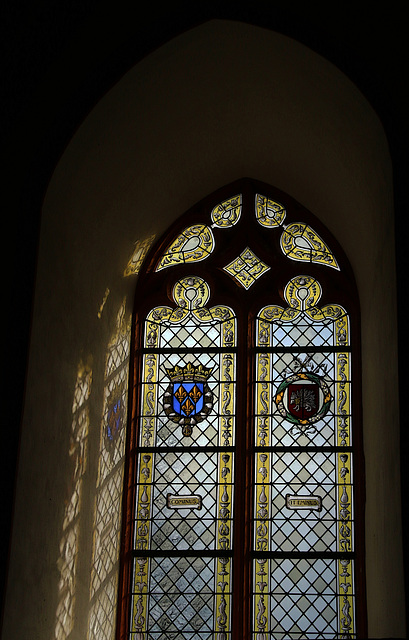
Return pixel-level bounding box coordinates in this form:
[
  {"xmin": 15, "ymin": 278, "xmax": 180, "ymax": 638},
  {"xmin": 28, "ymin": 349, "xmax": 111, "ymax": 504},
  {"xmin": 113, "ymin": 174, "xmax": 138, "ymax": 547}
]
[{"xmin": 274, "ymin": 371, "xmax": 331, "ymax": 433}]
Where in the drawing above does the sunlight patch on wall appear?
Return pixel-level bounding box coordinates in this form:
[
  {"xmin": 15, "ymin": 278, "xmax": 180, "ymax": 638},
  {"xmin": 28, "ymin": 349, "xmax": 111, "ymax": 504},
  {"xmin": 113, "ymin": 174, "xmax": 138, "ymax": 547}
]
[
  {"xmin": 88, "ymin": 299, "xmax": 131, "ymax": 640},
  {"xmin": 123, "ymin": 234, "xmax": 156, "ymax": 277},
  {"xmin": 88, "ymin": 575, "xmax": 119, "ymax": 640},
  {"xmin": 98, "ymin": 288, "xmax": 111, "ymax": 319},
  {"xmin": 54, "ymin": 359, "xmax": 92, "ymax": 640}
]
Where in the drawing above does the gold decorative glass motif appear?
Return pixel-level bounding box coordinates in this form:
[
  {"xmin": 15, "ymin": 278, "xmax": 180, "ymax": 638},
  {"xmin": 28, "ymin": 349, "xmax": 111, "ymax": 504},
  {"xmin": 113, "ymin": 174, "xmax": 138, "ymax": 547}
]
[
  {"xmin": 255, "ymin": 193, "xmax": 286, "ymax": 227},
  {"xmin": 253, "ymin": 274, "xmax": 354, "ymax": 639},
  {"xmin": 131, "ymin": 276, "xmax": 236, "ymax": 639},
  {"xmin": 223, "ymin": 247, "xmax": 270, "ymax": 289},
  {"xmin": 155, "ymin": 224, "xmax": 214, "ymax": 271},
  {"xmin": 280, "ymin": 222, "xmax": 340, "ymax": 270},
  {"xmin": 211, "ymin": 194, "xmax": 242, "ymax": 228}
]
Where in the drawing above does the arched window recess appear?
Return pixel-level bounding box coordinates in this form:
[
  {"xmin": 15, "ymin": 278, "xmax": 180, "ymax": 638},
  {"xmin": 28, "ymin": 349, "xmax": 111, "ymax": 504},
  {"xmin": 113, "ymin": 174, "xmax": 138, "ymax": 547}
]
[{"xmin": 118, "ymin": 178, "xmax": 366, "ymax": 640}]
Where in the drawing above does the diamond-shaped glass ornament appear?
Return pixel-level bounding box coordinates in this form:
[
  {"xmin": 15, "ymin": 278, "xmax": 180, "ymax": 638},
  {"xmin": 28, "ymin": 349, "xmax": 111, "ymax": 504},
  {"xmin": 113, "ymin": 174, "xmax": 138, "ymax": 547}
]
[{"xmin": 223, "ymin": 247, "xmax": 270, "ymax": 289}]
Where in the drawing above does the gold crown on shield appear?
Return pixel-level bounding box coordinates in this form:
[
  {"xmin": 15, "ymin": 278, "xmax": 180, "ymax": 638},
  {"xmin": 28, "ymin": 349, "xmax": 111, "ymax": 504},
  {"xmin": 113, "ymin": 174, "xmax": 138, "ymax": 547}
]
[{"xmin": 166, "ymin": 362, "xmax": 213, "ymax": 382}]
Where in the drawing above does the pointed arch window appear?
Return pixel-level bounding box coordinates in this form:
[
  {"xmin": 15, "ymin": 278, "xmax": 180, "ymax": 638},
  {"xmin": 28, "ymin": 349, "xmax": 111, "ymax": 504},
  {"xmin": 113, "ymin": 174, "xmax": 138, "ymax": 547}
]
[{"xmin": 117, "ymin": 179, "xmax": 366, "ymax": 639}]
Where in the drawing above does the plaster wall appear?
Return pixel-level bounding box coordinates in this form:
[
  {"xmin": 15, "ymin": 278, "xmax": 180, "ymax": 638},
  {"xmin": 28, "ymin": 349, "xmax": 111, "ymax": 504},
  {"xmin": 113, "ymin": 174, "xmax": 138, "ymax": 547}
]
[{"xmin": 2, "ymin": 20, "xmax": 403, "ymax": 639}]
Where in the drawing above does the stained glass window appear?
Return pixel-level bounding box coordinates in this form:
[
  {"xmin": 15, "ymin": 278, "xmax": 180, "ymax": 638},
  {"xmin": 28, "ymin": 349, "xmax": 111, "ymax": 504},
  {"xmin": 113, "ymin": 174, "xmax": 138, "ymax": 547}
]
[{"xmin": 118, "ymin": 180, "xmax": 365, "ymax": 640}]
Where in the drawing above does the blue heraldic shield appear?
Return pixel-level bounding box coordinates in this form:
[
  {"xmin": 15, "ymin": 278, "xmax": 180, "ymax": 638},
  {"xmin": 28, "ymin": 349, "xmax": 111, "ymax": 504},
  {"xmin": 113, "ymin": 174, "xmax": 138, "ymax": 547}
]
[{"xmin": 163, "ymin": 362, "xmax": 213, "ymax": 437}]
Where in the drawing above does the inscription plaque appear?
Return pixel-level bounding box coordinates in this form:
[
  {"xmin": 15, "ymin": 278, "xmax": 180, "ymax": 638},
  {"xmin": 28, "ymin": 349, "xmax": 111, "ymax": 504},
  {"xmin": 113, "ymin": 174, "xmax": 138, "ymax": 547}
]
[
  {"xmin": 285, "ymin": 494, "xmax": 322, "ymax": 511},
  {"xmin": 166, "ymin": 494, "xmax": 202, "ymax": 510}
]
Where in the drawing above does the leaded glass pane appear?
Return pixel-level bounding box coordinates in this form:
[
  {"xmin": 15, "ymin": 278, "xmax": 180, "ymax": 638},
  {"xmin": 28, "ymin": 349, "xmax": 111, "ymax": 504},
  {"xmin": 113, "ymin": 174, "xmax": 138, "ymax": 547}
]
[
  {"xmin": 155, "ymin": 225, "xmax": 215, "ymax": 271},
  {"xmin": 131, "ymin": 277, "xmax": 236, "ymax": 638},
  {"xmin": 139, "ymin": 349, "xmax": 234, "ymax": 448},
  {"xmin": 254, "ymin": 349, "xmax": 352, "ymax": 448},
  {"xmin": 255, "ymin": 193, "xmax": 286, "ymax": 227},
  {"xmin": 211, "ymin": 194, "xmax": 242, "ymax": 228},
  {"xmin": 251, "ymin": 556, "xmax": 356, "ymax": 639},
  {"xmin": 280, "ymin": 222, "xmax": 340, "ymax": 270},
  {"xmin": 253, "ymin": 275, "xmax": 355, "ymax": 639},
  {"xmin": 134, "ymin": 449, "xmax": 234, "ymax": 552}
]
